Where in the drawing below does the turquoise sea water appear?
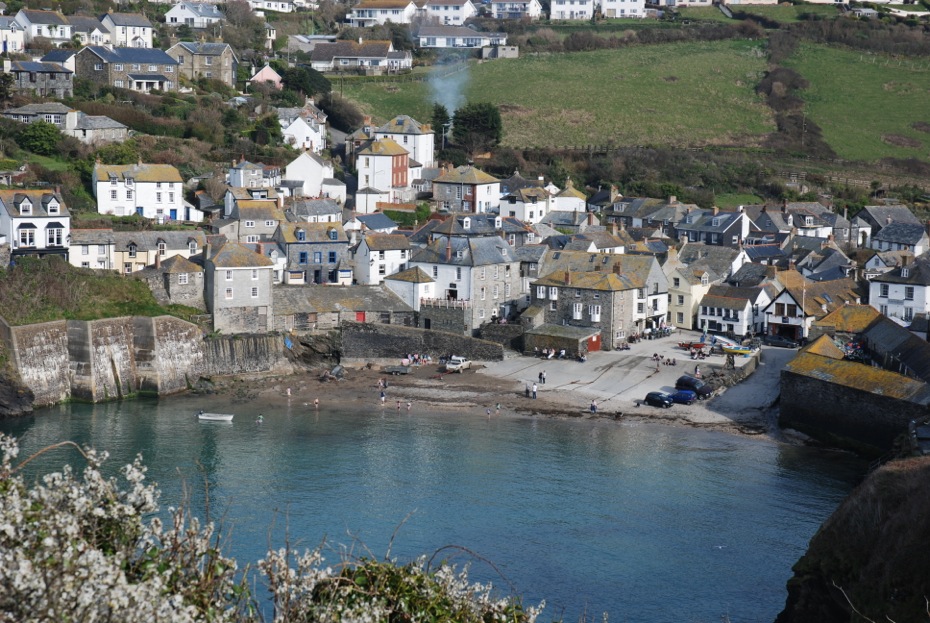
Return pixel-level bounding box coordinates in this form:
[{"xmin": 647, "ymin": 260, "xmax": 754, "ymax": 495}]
[{"xmin": 1, "ymin": 397, "xmax": 866, "ymax": 623}]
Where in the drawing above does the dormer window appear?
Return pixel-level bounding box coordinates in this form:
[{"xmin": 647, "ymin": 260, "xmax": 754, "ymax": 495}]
[
  {"xmin": 47, "ymin": 202, "xmax": 59, "ymax": 215},
  {"xmin": 296, "ymin": 229, "xmax": 306, "ymax": 241},
  {"xmin": 701, "ymin": 274, "xmax": 709, "ymax": 286},
  {"xmin": 902, "ymin": 267, "xmax": 910, "ymax": 278},
  {"xmin": 128, "ymin": 244, "xmax": 137, "ymax": 258},
  {"xmin": 157, "ymin": 241, "xmax": 166, "ymax": 256},
  {"xmin": 328, "ymin": 229, "xmax": 337, "ymax": 241},
  {"xmin": 711, "ymin": 217, "xmax": 719, "ymax": 227},
  {"xmin": 805, "ymin": 216, "xmax": 813, "ymax": 226},
  {"xmin": 462, "ymin": 217, "xmax": 471, "ymax": 230},
  {"xmin": 125, "ymin": 177, "xmax": 133, "ymax": 187},
  {"xmin": 188, "ymin": 241, "xmax": 197, "ymax": 254},
  {"xmin": 494, "ymin": 217, "xmax": 502, "ymax": 229},
  {"xmin": 19, "ymin": 201, "xmax": 31, "ymax": 215}
]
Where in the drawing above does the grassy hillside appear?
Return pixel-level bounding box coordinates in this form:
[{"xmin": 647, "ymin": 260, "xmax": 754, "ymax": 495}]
[
  {"xmin": 679, "ymin": 4, "xmax": 840, "ymax": 23},
  {"xmin": 343, "ymin": 40, "xmax": 774, "ymax": 149},
  {"xmin": 0, "ymin": 257, "xmax": 198, "ymax": 326},
  {"xmin": 783, "ymin": 43, "xmax": 930, "ymax": 162}
]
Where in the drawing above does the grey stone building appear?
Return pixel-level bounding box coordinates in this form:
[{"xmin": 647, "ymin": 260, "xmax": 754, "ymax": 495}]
[
  {"xmin": 4, "ymin": 60, "xmax": 72, "ymax": 98},
  {"xmin": 74, "ymin": 46, "xmax": 179, "ymax": 93},
  {"xmin": 135, "ymin": 253, "xmax": 205, "ymax": 310},
  {"xmin": 205, "ymin": 241, "xmax": 274, "ymax": 334},
  {"xmin": 272, "ymin": 221, "xmax": 350, "ymax": 285},
  {"xmin": 166, "ymin": 41, "xmax": 238, "ymax": 88}
]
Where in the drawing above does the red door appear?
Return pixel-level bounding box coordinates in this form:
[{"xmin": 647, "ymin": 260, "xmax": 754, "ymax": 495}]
[
  {"xmin": 355, "ymin": 311, "xmax": 366, "ymax": 322},
  {"xmin": 587, "ymin": 335, "xmax": 601, "ymax": 353}
]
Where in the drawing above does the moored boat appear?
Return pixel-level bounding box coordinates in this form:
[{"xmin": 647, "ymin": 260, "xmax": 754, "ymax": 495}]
[
  {"xmin": 722, "ymin": 345, "xmax": 753, "ymax": 356},
  {"xmin": 197, "ymin": 411, "xmax": 234, "ymax": 421},
  {"xmin": 679, "ymin": 341, "xmax": 706, "ymax": 350}
]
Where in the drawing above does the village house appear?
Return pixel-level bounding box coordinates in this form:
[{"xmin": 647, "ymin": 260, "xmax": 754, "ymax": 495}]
[
  {"xmin": 99, "ymin": 12, "xmax": 154, "ymax": 48},
  {"xmin": 218, "ymin": 187, "xmax": 285, "ymax": 244},
  {"xmin": 761, "ymin": 269, "xmax": 861, "ymax": 342},
  {"xmin": 0, "ymin": 17, "xmax": 26, "ymax": 53},
  {"xmin": 284, "ymin": 198, "xmax": 342, "ymax": 224},
  {"xmin": 3, "ymin": 60, "xmax": 72, "ymax": 98},
  {"xmin": 67, "ymin": 229, "xmax": 115, "ymax": 270},
  {"xmin": 204, "ymin": 241, "xmax": 275, "ymax": 334},
  {"xmin": 409, "ymin": 234, "xmax": 523, "ymax": 333},
  {"xmin": 373, "ymin": 114, "xmax": 435, "ymax": 168},
  {"xmin": 247, "ymin": 0, "xmax": 303, "ymax": 14},
  {"xmin": 348, "ymin": 0, "xmax": 418, "ymax": 27},
  {"xmin": 857, "ymin": 203, "xmax": 921, "ymax": 237},
  {"xmin": 499, "ymin": 186, "xmax": 553, "ymax": 224},
  {"xmin": 553, "ymin": 178, "xmax": 588, "ymax": 213},
  {"xmin": 111, "ymin": 230, "xmax": 206, "ymax": 275},
  {"xmin": 422, "ymin": 0, "xmax": 478, "ymax": 25},
  {"xmin": 526, "ymin": 252, "xmax": 668, "ymax": 352},
  {"xmin": 165, "ymin": 3, "xmax": 225, "ymax": 29},
  {"xmin": 549, "ymin": 0, "xmax": 595, "ymax": 20},
  {"xmin": 309, "ymin": 40, "xmax": 412, "ymax": 73},
  {"xmin": 869, "ymin": 222, "xmax": 929, "ymax": 255},
  {"xmin": 410, "ymin": 213, "xmax": 536, "ymax": 249},
  {"xmin": 356, "ymin": 138, "xmax": 415, "ymax": 204},
  {"xmin": 600, "ymin": 0, "xmax": 645, "ymax": 18},
  {"xmin": 663, "ymin": 244, "xmax": 749, "ymax": 330},
  {"xmin": 383, "ymin": 267, "xmax": 435, "ymax": 312},
  {"xmin": 696, "ymin": 284, "xmax": 774, "ymax": 338},
  {"xmin": 353, "ymin": 233, "xmax": 410, "ymax": 285},
  {"xmin": 14, "ymin": 9, "xmax": 74, "ymax": 47},
  {"xmin": 433, "ymin": 165, "xmax": 501, "ymax": 214},
  {"xmin": 284, "ymin": 151, "xmax": 343, "ymax": 201},
  {"xmin": 673, "ymin": 207, "xmax": 756, "ymax": 248},
  {"xmin": 93, "ymin": 162, "xmax": 201, "ymax": 222},
  {"xmin": 4, "ymin": 102, "xmax": 127, "ymax": 144},
  {"xmin": 416, "ymin": 24, "xmax": 506, "ymax": 49},
  {"xmin": 271, "ymin": 221, "xmax": 350, "ymax": 285},
  {"xmin": 489, "ymin": 0, "xmax": 543, "ymax": 20},
  {"xmin": 227, "ymin": 159, "xmax": 281, "ymax": 189},
  {"xmin": 0, "ymin": 189, "xmax": 69, "ymax": 260},
  {"xmin": 75, "ymin": 46, "xmax": 180, "ymax": 93},
  {"xmin": 869, "ymin": 257, "xmax": 930, "ymax": 325},
  {"xmin": 167, "ymin": 41, "xmax": 238, "ymax": 88},
  {"xmin": 66, "ymin": 15, "xmax": 109, "ymax": 46},
  {"xmin": 277, "ymin": 101, "xmax": 328, "ymax": 153},
  {"xmin": 249, "ymin": 64, "xmax": 282, "ymax": 89},
  {"xmin": 135, "ymin": 254, "xmax": 206, "ymax": 310}
]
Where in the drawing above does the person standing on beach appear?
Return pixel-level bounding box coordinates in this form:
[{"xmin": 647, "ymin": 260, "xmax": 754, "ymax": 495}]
[
  {"xmin": 525, "ymin": 383, "xmax": 531, "ymax": 398},
  {"xmin": 314, "ymin": 398, "xmax": 319, "ymax": 409},
  {"xmin": 380, "ymin": 390, "xmax": 386, "ymax": 405},
  {"xmin": 542, "ymin": 370, "xmax": 547, "ymax": 385},
  {"xmin": 532, "ymin": 383, "xmax": 538, "ymax": 399},
  {"xmin": 590, "ymin": 400, "xmax": 597, "ymax": 413},
  {"xmin": 538, "ymin": 371, "xmax": 543, "ymax": 384}
]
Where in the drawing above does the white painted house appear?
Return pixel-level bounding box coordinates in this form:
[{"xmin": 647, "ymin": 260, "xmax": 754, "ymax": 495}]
[
  {"xmin": 0, "ymin": 189, "xmax": 70, "ymax": 260},
  {"xmin": 165, "ymin": 3, "xmax": 225, "ymax": 28},
  {"xmin": 14, "ymin": 9, "xmax": 73, "ymax": 47},
  {"xmin": 284, "ymin": 151, "xmax": 337, "ymax": 199},
  {"xmin": 99, "ymin": 12, "xmax": 154, "ymax": 48},
  {"xmin": 0, "ymin": 17, "xmax": 26, "ymax": 54},
  {"xmin": 869, "ymin": 258, "xmax": 930, "ymax": 325},
  {"xmin": 354, "ymin": 233, "xmax": 411, "ymax": 285},
  {"xmin": 553, "ymin": 178, "xmax": 588, "ymax": 212},
  {"xmin": 384, "ymin": 266, "xmax": 435, "ymax": 312},
  {"xmin": 373, "ymin": 114, "xmax": 435, "ymax": 168},
  {"xmin": 356, "ymin": 138, "xmax": 414, "ymax": 203},
  {"xmin": 416, "ymin": 25, "xmax": 506, "ymax": 49},
  {"xmin": 600, "ymin": 0, "xmax": 645, "ymax": 18},
  {"xmin": 549, "ymin": 0, "xmax": 595, "ymax": 20},
  {"xmin": 490, "ymin": 0, "xmax": 543, "ymax": 19},
  {"xmin": 278, "ymin": 104, "xmax": 327, "ymax": 154},
  {"xmin": 93, "ymin": 162, "xmax": 203, "ymax": 222},
  {"xmin": 422, "ymin": 0, "xmax": 478, "ymax": 25},
  {"xmin": 348, "ymin": 0, "xmax": 418, "ymax": 26},
  {"xmin": 500, "ymin": 187, "xmax": 552, "ymax": 224}
]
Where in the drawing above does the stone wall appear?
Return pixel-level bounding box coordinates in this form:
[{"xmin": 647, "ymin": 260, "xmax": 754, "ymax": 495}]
[
  {"xmin": 341, "ymin": 322, "xmax": 504, "ymax": 362},
  {"xmin": 479, "ymin": 324, "xmax": 524, "ymax": 351},
  {"xmin": 780, "ymin": 370, "xmax": 927, "ymax": 453},
  {"xmin": 419, "ymin": 304, "xmax": 467, "ymax": 335},
  {"xmin": 0, "ymin": 243, "xmax": 10, "ymax": 270},
  {"xmin": 3, "ymin": 315, "xmax": 295, "ymax": 407}
]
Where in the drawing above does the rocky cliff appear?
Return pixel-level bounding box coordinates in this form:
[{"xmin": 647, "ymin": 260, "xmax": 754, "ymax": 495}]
[
  {"xmin": 0, "ymin": 370, "xmax": 33, "ymax": 418},
  {"xmin": 777, "ymin": 456, "xmax": 930, "ymax": 622}
]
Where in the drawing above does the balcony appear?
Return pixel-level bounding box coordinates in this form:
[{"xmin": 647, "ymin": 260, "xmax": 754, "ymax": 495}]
[{"xmin": 420, "ymin": 298, "xmax": 470, "ymax": 309}]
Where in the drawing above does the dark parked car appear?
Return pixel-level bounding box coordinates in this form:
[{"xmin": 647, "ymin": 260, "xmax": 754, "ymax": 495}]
[
  {"xmin": 643, "ymin": 391, "xmax": 674, "ymax": 408},
  {"xmin": 669, "ymin": 389, "xmax": 697, "ymax": 405},
  {"xmin": 762, "ymin": 334, "xmax": 799, "ymax": 348},
  {"xmin": 675, "ymin": 375, "xmax": 713, "ymax": 399}
]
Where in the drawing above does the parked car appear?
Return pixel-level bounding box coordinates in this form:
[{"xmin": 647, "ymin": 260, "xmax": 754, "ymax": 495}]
[
  {"xmin": 444, "ymin": 356, "xmax": 472, "ymax": 373},
  {"xmin": 762, "ymin": 334, "xmax": 799, "ymax": 348},
  {"xmin": 643, "ymin": 391, "xmax": 674, "ymax": 408},
  {"xmin": 674, "ymin": 375, "xmax": 713, "ymax": 399},
  {"xmin": 669, "ymin": 389, "xmax": 697, "ymax": 405}
]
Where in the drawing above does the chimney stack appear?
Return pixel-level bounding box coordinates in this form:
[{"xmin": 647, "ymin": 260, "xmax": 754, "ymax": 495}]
[
  {"xmin": 445, "ymin": 238, "xmax": 452, "ymax": 262},
  {"xmin": 782, "ymin": 199, "xmax": 788, "ymax": 214},
  {"xmin": 669, "ymin": 195, "xmax": 677, "ymax": 204},
  {"xmin": 587, "ymin": 212, "xmax": 594, "ymax": 227},
  {"xmin": 610, "ymin": 223, "xmax": 618, "ymax": 236},
  {"xmin": 613, "ymin": 263, "xmax": 621, "ymax": 275},
  {"xmin": 713, "ymin": 206, "xmax": 719, "ymax": 216},
  {"xmin": 564, "ymin": 271, "xmax": 571, "ymax": 285}
]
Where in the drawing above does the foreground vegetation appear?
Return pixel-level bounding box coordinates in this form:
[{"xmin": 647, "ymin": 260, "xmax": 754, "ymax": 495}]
[
  {"xmin": 0, "ymin": 257, "xmax": 197, "ymax": 326},
  {"xmin": 0, "ymin": 435, "xmax": 545, "ymax": 623}
]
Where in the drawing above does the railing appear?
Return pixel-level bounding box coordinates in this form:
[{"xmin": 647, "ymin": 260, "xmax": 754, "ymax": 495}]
[{"xmin": 420, "ymin": 298, "xmax": 470, "ymax": 309}]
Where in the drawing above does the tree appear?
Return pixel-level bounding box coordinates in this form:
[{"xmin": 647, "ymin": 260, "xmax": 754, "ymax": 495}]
[
  {"xmin": 281, "ymin": 66, "xmax": 331, "ymax": 98},
  {"xmin": 0, "ymin": 73, "xmax": 14, "ymax": 103},
  {"xmin": 452, "ymin": 103, "xmax": 503, "ymax": 155},
  {"xmin": 249, "ymin": 113, "xmax": 283, "ymax": 145},
  {"xmin": 16, "ymin": 121, "xmax": 61, "ymax": 156},
  {"xmin": 431, "ymin": 103, "xmax": 450, "ymax": 147}
]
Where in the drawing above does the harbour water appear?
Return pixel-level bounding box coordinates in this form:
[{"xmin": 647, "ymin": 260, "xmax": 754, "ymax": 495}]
[{"xmin": 1, "ymin": 396, "xmax": 866, "ymax": 623}]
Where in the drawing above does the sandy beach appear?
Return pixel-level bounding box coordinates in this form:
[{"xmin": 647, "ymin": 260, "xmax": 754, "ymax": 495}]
[{"xmin": 212, "ymin": 331, "xmax": 803, "ymax": 443}]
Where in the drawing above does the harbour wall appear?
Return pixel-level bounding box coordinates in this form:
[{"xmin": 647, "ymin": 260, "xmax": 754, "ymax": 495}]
[
  {"xmin": 341, "ymin": 322, "xmax": 504, "ymax": 362},
  {"xmin": 1, "ymin": 315, "xmax": 295, "ymax": 407}
]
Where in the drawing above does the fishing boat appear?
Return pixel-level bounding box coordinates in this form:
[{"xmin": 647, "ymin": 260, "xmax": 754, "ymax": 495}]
[
  {"xmin": 197, "ymin": 411, "xmax": 234, "ymax": 422},
  {"xmin": 722, "ymin": 345, "xmax": 753, "ymax": 356},
  {"xmin": 679, "ymin": 341, "xmax": 706, "ymax": 350}
]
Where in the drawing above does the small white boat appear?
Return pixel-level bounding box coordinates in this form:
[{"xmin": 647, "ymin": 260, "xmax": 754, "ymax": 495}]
[{"xmin": 197, "ymin": 411, "xmax": 234, "ymax": 422}]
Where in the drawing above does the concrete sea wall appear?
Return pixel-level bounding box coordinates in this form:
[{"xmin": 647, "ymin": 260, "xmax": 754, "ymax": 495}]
[
  {"xmin": 1, "ymin": 315, "xmax": 294, "ymax": 407},
  {"xmin": 341, "ymin": 322, "xmax": 504, "ymax": 362}
]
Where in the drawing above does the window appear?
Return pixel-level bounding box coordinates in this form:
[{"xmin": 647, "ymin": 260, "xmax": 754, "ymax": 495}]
[
  {"xmin": 81, "ymin": 262, "xmax": 90, "ymax": 268},
  {"xmin": 169, "ymin": 192, "xmax": 175, "ymax": 203},
  {"xmin": 110, "ymin": 189, "xmax": 118, "ymax": 200},
  {"xmin": 18, "ymin": 227, "xmax": 35, "ymax": 247},
  {"xmin": 244, "ymin": 220, "xmax": 255, "ymax": 228},
  {"xmin": 225, "ymin": 287, "xmax": 233, "ymax": 299},
  {"xmin": 165, "ymin": 66, "xmax": 173, "ymax": 73},
  {"xmin": 124, "ymin": 262, "xmax": 132, "ymax": 274},
  {"xmin": 676, "ymin": 312, "xmax": 684, "ymax": 324},
  {"xmin": 905, "ymin": 286, "xmax": 915, "ymax": 301},
  {"xmin": 456, "ymin": 267, "xmax": 462, "ymax": 281},
  {"xmin": 432, "ymin": 266, "xmax": 438, "ymax": 278},
  {"xmin": 328, "ymin": 251, "xmax": 336, "ymax": 264},
  {"xmin": 299, "ymin": 251, "xmax": 308, "ymax": 264},
  {"xmin": 637, "ymin": 303, "xmax": 645, "ymax": 314},
  {"xmin": 637, "ymin": 288, "xmax": 645, "ymax": 299},
  {"xmin": 128, "ymin": 244, "xmax": 137, "ymax": 258},
  {"xmin": 314, "ymin": 252, "xmax": 322, "ymax": 264},
  {"xmin": 677, "ymin": 295, "xmax": 684, "ymax": 305},
  {"xmin": 114, "ymin": 64, "xmax": 124, "ymax": 71},
  {"xmin": 329, "ymin": 229, "xmax": 337, "ymax": 241},
  {"xmin": 251, "ymin": 287, "xmax": 259, "ymax": 298},
  {"xmin": 478, "ymin": 308, "xmax": 485, "ymax": 319},
  {"xmin": 589, "ymin": 305, "xmax": 601, "ymax": 322},
  {"xmin": 132, "ymin": 64, "xmax": 140, "ymax": 71},
  {"xmin": 156, "ymin": 192, "xmax": 162, "ymax": 203},
  {"xmin": 126, "ymin": 190, "xmax": 133, "ymax": 200},
  {"xmin": 378, "ymin": 250, "xmax": 386, "ymax": 260},
  {"xmin": 378, "ymin": 265, "xmax": 386, "ymax": 276},
  {"xmin": 178, "ymin": 273, "xmax": 188, "ymax": 285},
  {"xmin": 480, "ymin": 287, "xmax": 486, "ymax": 301},
  {"xmin": 94, "ymin": 63, "xmax": 103, "ymax": 70},
  {"xmin": 673, "ymin": 277, "xmax": 680, "ymax": 288},
  {"xmin": 98, "ymin": 245, "xmax": 107, "ymax": 255},
  {"xmin": 225, "ymin": 270, "xmax": 233, "ymax": 281},
  {"xmin": 573, "ymin": 303, "xmax": 583, "ymax": 320},
  {"xmin": 81, "ymin": 245, "xmax": 89, "ymax": 255},
  {"xmin": 537, "ymin": 286, "xmax": 546, "ymax": 299},
  {"xmin": 246, "ymin": 235, "xmax": 259, "ymax": 243},
  {"xmin": 549, "ymin": 287, "xmax": 559, "ymax": 300},
  {"xmin": 493, "ymin": 285, "xmax": 499, "ymax": 299},
  {"xmin": 157, "ymin": 242, "xmax": 166, "ymax": 256},
  {"xmin": 550, "ymin": 301, "xmax": 557, "ymax": 311},
  {"xmin": 251, "ymin": 269, "xmax": 258, "ymax": 280},
  {"xmin": 114, "ymin": 80, "xmax": 124, "ymax": 88}
]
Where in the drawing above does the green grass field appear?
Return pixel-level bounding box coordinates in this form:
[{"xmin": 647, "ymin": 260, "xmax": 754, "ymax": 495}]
[
  {"xmin": 343, "ymin": 40, "xmax": 774, "ymax": 149},
  {"xmin": 715, "ymin": 193, "xmax": 764, "ymax": 208},
  {"xmin": 783, "ymin": 43, "xmax": 930, "ymax": 162},
  {"xmin": 678, "ymin": 3, "xmax": 840, "ymax": 23}
]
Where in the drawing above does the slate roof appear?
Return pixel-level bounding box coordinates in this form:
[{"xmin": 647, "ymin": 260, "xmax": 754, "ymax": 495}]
[
  {"xmin": 160, "ymin": 254, "xmax": 202, "ymax": 274},
  {"xmin": 274, "ymin": 284, "xmax": 412, "ymax": 315},
  {"xmin": 112, "ymin": 230, "xmax": 205, "ymax": 252},
  {"xmin": 73, "ymin": 115, "xmax": 126, "ymax": 130},
  {"xmin": 537, "ymin": 250, "xmax": 656, "ymax": 286},
  {"xmin": 278, "ymin": 221, "xmax": 347, "ymax": 244},
  {"xmin": 0, "ymin": 189, "xmax": 68, "ymax": 217},
  {"xmin": 385, "ymin": 266, "xmax": 433, "ymax": 283},
  {"xmin": 96, "ymin": 163, "xmax": 182, "ymax": 183},
  {"xmin": 703, "ymin": 284, "xmax": 764, "ymax": 308},
  {"xmin": 310, "ymin": 40, "xmax": 393, "ymax": 62},
  {"xmin": 744, "ymin": 244, "xmax": 787, "ymax": 263},
  {"xmin": 358, "ymin": 138, "xmax": 408, "ymax": 157},
  {"xmin": 101, "ymin": 12, "xmax": 153, "ymax": 27},
  {"xmin": 4, "ymin": 102, "xmax": 74, "ymax": 115},
  {"xmin": 418, "ymin": 25, "xmax": 503, "ymax": 38},
  {"xmin": 699, "ymin": 293, "xmax": 751, "ymax": 311},
  {"xmin": 285, "ymin": 198, "xmax": 341, "ymax": 220},
  {"xmin": 434, "ymin": 164, "xmax": 499, "ymax": 185},
  {"xmin": 859, "ymin": 204, "xmax": 920, "ymax": 231},
  {"xmin": 40, "ymin": 50, "xmax": 77, "ymax": 63},
  {"xmin": 67, "ymin": 15, "xmax": 106, "ymax": 31},
  {"xmin": 675, "ymin": 209, "xmax": 743, "ymax": 233},
  {"xmin": 872, "ymin": 222, "xmax": 927, "ymax": 245},
  {"xmin": 376, "ymin": 114, "xmax": 432, "ymax": 135},
  {"xmin": 175, "ymin": 4, "xmax": 224, "ymax": 18},
  {"xmin": 173, "ymin": 42, "xmax": 234, "ymax": 57},
  {"xmin": 727, "ymin": 263, "xmax": 777, "ymax": 288},
  {"xmin": 70, "ymin": 228, "xmax": 115, "ymax": 245},
  {"xmin": 409, "ymin": 213, "xmax": 529, "ymax": 244},
  {"xmin": 81, "ymin": 46, "xmax": 178, "ymax": 65},
  {"xmin": 861, "ymin": 314, "xmax": 930, "ymax": 383},
  {"xmin": 871, "ymin": 258, "xmax": 930, "ymax": 286},
  {"xmin": 19, "ymin": 9, "xmax": 68, "ymax": 25},
  {"xmin": 410, "ymin": 235, "xmax": 514, "ymax": 267},
  {"xmin": 9, "ymin": 61, "xmax": 70, "ymax": 74},
  {"xmin": 209, "ymin": 240, "xmax": 273, "ymax": 267},
  {"xmin": 513, "ymin": 244, "xmax": 547, "ymax": 264},
  {"xmin": 533, "ymin": 256, "xmax": 654, "ymax": 291},
  {"xmin": 357, "ymin": 213, "xmax": 397, "ymax": 231},
  {"xmin": 777, "ymin": 272, "xmax": 861, "ymax": 317},
  {"xmin": 498, "ymin": 170, "xmax": 544, "ymax": 195},
  {"xmin": 363, "ymin": 233, "xmax": 409, "ymax": 251}
]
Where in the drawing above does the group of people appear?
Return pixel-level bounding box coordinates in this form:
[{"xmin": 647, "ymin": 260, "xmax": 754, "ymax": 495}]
[
  {"xmin": 534, "ymin": 347, "xmax": 567, "ymax": 360},
  {"xmin": 404, "ymin": 353, "xmax": 431, "ymax": 366},
  {"xmin": 690, "ymin": 349, "xmax": 708, "ymax": 360}
]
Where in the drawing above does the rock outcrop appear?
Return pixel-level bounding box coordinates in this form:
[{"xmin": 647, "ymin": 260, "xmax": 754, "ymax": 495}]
[
  {"xmin": 777, "ymin": 456, "xmax": 930, "ymax": 622},
  {"xmin": 0, "ymin": 370, "xmax": 34, "ymax": 418}
]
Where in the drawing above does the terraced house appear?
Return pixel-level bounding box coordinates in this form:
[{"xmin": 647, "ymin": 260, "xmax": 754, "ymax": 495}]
[
  {"xmin": 93, "ymin": 162, "xmax": 201, "ymax": 222},
  {"xmin": 205, "ymin": 241, "xmax": 275, "ymax": 334},
  {"xmin": 272, "ymin": 221, "xmax": 350, "ymax": 285},
  {"xmin": 75, "ymin": 46, "xmax": 179, "ymax": 93}
]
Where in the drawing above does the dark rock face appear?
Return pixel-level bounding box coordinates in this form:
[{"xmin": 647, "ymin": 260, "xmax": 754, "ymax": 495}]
[
  {"xmin": 777, "ymin": 457, "xmax": 930, "ymax": 623},
  {"xmin": 0, "ymin": 372, "xmax": 34, "ymax": 418}
]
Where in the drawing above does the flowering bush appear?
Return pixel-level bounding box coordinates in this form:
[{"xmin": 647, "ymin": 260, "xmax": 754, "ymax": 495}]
[{"xmin": 0, "ymin": 435, "xmax": 545, "ymax": 623}]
